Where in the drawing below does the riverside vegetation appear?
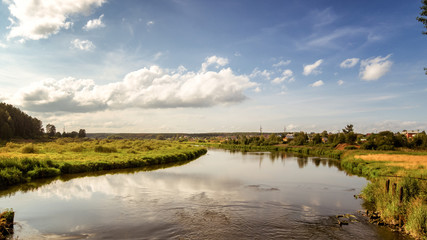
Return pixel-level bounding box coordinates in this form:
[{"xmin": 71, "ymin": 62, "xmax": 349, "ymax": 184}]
[
  {"xmin": 208, "ymin": 129, "xmax": 426, "ymax": 238},
  {"xmin": 0, "ymin": 138, "xmax": 207, "ymax": 189}
]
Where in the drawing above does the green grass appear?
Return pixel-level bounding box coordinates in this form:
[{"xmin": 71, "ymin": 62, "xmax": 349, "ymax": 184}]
[{"xmin": 0, "ymin": 139, "xmax": 207, "ymax": 188}]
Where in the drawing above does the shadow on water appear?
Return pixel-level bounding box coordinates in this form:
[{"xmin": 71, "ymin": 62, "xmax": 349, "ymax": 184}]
[{"xmin": 0, "ymin": 158, "xmax": 196, "ymax": 198}]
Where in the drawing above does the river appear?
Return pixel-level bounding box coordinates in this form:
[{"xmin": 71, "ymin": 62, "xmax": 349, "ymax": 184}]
[{"xmin": 0, "ymin": 149, "xmax": 410, "ymax": 239}]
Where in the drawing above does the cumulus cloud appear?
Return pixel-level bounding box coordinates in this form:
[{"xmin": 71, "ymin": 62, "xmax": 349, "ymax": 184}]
[
  {"xmin": 303, "ymin": 59, "xmax": 323, "ymax": 76},
  {"xmin": 5, "ymin": 0, "xmax": 106, "ymax": 40},
  {"xmin": 272, "ymin": 69, "xmax": 294, "ymax": 84},
  {"xmin": 310, "ymin": 80, "xmax": 324, "ymax": 87},
  {"xmin": 15, "ymin": 56, "xmax": 257, "ymax": 112},
  {"xmin": 340, "ymin": 58, "xmax": 359, "ymax": 68},
  {"xmin": 83, "ymin": 14, "xmax": 105, "ymax": 31},
  {"xmin": 0, "ymin": 42, "xmax": 7, "ymax": 48},
  {"xmin": 71, "ymin": 39, "xmax": 95, "ymax": 51},
  {"xmin": 359, "ymin": 54, "xmax": 393, "ymax": 81},
  {"xmin": 273, "ymin": 60, "xmax": 291, "ymax": 68},
  {"xmin": 337, "ymin": 80, "xmax": 344, "ymax": 85},
  {"xmin": 200, "ymin": 56, "xmax": 229, "ymax": 72},
  {"xmin": 17, "ymin": 78, "xmax": 108, "ymax": 112}
]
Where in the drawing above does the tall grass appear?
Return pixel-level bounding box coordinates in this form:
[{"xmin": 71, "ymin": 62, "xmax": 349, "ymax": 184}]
[{"xmin": 0, "ymin": 139, "xmax": 207, "ymax": 188}]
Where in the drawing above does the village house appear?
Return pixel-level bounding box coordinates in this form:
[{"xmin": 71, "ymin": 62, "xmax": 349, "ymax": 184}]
[{"xmin": 401, "ymin": 130, "xmax": 420, "ymax": 139}]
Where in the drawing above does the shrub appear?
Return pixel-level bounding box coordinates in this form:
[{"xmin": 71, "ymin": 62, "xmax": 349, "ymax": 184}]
[
  {"xmin": 0, "ymin": 168, "xmax": 24, "ymax": 187},
  {"xmin": 94, "ymin": 145, "xmax": 117, "ymax": 153},
  {"xmin": 70, "ymin": 145, "xmax": 85, "ymax": 152},
  {"xmin": 21, "ymin": 144, "xmax": 37, "ymax": 154},
  {"xmin": 27, "ymin": 167, "xmax": 60, "ymax": 179}
]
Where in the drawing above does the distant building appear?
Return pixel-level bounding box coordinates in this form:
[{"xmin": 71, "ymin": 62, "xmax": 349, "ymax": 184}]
[
  {"xmin": 321, "ymin": 137, "xmax": 328, "ymax": 143},
  {"xmin": 283, "ymin": 133, "xmax": 294, "ymax": 142},
  {"xmin": 401, "ymin": 130, "xmax": 419, "ymax": 139}
]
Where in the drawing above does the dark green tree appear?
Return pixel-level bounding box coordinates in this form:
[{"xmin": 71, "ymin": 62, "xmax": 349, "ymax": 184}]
[
  {"xmin": 78, "ymin": 129, "xmax": 86, "ymax": 138},
  {"xmin": 342, "ymin": 124, "xmax": 354, "ymax": 134},
  {"xmin": 312, "ymin": 133, "xmax": 322, "ymax": 145},
  {"xmin": 417, "ymin": 0, "xmax": 427, "ymax": 74},
  {"xmin": 46, "ymin": 124, "xmax": 56, "ymax": 137}
]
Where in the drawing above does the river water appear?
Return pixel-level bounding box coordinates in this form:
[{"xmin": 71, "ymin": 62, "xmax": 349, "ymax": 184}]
[{"xmin": 0, "ymin": 149, "xmax": 409, "ymax": 239}]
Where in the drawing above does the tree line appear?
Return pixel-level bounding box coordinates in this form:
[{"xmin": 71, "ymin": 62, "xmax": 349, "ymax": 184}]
[
  {"xmin": 0, "ymin": 102, "xmax": 43, "ymax": 140},
  {"xmin": 222, "ymin": 124, "xmax": 427, "ymax": 151},
  {"xmin": 0, "ymin": 102, "xmax": 86, "ymax": 140}
]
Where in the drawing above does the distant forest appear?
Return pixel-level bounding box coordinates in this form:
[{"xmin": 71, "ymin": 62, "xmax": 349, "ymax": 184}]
[{"xmin": 0, "ymin": 102, "xmax": 43, "ymax": 140}]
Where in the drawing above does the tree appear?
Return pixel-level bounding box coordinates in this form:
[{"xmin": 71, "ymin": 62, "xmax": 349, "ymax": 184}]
[
  {"xmin": 417, "ymin": 0, "xmax": 427, "ymax": 34},
  {"xmin": 312, "ymin": 133, "xmax": 322, "ymax": 145},
  {"xmin": 417, "ymin": 0, "xmax": 427, "ymax": 74},
  {"xmin": 342, "ymin": 124, "xmax": 354, "ymax": 134},
  {"xmin": 78, "ymin": 129, "xmax": 86, "ymax": 138},
  {"xmin": 46, "ymin": 124, "xmax": 56, "ymax": 137}
]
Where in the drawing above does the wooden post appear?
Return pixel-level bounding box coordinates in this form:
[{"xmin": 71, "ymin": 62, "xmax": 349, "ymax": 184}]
[
  {"xmin": 385, "ymin": 179, "xmax": 390, "ymax": 193},
  {"xmin": 392, "ymin": 183, "xmax": 397, "ymax": 195},
  {"xmin": 399, "ymin": 187, "xmax": 404, "ymax": 204}
]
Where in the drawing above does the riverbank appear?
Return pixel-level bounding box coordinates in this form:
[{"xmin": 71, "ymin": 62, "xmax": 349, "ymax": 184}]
[
  {"xmin": 0, "ymin": 139, "xmax": 207, "ymax": 189},
  {"xmin": 207, "ymin": 143, "xmax": 426, "ymax": 238}
]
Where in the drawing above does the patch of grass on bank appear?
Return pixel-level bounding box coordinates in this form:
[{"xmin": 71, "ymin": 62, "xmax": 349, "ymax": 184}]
[
  {"xmin": 341, "ymin": 150, "xmax": 427, "ymax": 239},
  {"xmin": 0, "ymin": 139, "xmax": 207, "ymax": 189}
]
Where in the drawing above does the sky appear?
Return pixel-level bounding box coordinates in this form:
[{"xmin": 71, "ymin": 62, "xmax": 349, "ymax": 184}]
[{"xmin": 0, "ymin": 0, "xmax": 426, "ymax": 134}]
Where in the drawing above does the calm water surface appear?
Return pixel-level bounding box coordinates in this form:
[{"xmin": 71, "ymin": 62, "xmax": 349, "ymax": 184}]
[{"xmin": 0, "ymin": 149, "xmax": 409, "ymax": 239}]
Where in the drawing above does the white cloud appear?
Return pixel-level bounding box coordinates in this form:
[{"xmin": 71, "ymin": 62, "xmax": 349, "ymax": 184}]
[
  {"xmin": 147, "ymin": 21, "xmax": 154, "ymax": 26},
  {"xmin": 337, "ymin": 80, "xmax": 344, "ymax": 86},
  {"xmin": 303, "ymin": 59, "xmax": 323, "ymax": 76},
  {"xmin": 340, "ymin": 58, "xmax": 359, "ymax": 68},
  {"xmin": 153, "ymin": 52, "xmax": 163, "ymax": 61},
  {"xmin": 14, "ymin": 56, "xmax": 257, "ymax": 112},
  {"xmin": 71, "ymin": 39, "xmax": 95, "ymax": 51},
  {"xmin": 249, "ymin": 68, "xmax": 272, "ymax": 80},
  {"xmin": 5, "ymin": 0, "xmax": 106, "ymax": 40},
  {"xmin": 359, "ymin": 54, "xmax": 393, "ymax": 81},
  {"xmin": 272, "ymin": 69, "xmax": 294, "ymax": 84},
  {"xmin": 200, "ymin": 56, "xmax": 229, "ymax": 72},
  {"xmin": 310, "ymin": 80, "xmax": 324, "ymax": 87},
  {"xmin": 273, "ymin": 60, "xmax": 291, "ymax": 68},
  {"xmin": 0, "ymin": 42, "xmax": 7, "ymax": 48},
  {"xmin": 83, "ymin": 14, "xmax": 105, "ymax": 31}
]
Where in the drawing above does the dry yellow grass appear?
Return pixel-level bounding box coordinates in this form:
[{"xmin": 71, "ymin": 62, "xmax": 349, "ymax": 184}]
[{"xmin": 355, "ymin": 154, "xmax": 427, "ymax": 169}]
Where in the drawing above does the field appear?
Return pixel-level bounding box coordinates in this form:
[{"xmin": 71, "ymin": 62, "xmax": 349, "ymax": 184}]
[
  {"xmin": 355, "ymin": 154, "xmax": 427, "ymax": 169},
  {"xmin": 0, "ymin": 139, "xmax": 207, "ymax": 188}
]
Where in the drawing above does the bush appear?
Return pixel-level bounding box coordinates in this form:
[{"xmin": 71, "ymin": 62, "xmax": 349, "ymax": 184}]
[
  {"xmin": 27, "ymin": 167, "xmax": 60, "ymax": 179},
  {"xmin": 0, "ymin": 168, "xmax": 24, "ymax": 187},
  {"xmin": 94, "ymin": 145, "xmax": 117, "ymax": 153},
  {"xmin": 21, "ymin": 144, "xmax": 37, "ymax": 154}
]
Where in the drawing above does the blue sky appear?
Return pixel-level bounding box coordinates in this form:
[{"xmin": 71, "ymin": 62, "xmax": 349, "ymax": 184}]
[{"xmin": 0, "ymin": 0, "xmax": 426, "ymax": 133}]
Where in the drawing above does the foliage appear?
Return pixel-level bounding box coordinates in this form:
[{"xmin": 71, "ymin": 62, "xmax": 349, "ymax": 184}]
[
  {"xmin": 0, "ymin": 102, "xmax": 43, "ymax": 140},
  {"xmin": 21, "ymin": 144, "xmax": 38, "ymax": 153},
  {"xmin": 0, "ymin": 209, "xmax": 14, "ymax": 238},
  {"xmin": 46, "ymin": 124, "xmax": 56, "ymax": 137},
  {"xmin": 0, "ymin": 139, "xmax": 207, "ymax": 188},
  {"xmin": 417, "ymin": 0, "xmax": 427, "ymax": 34},
  {"xmin": 341, "ymin": 152, "xmax": 427, "ymax": 238}
]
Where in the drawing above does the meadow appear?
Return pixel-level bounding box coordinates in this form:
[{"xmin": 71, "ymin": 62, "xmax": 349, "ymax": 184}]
[{"xmin": 0, "ymin": 138, "xmax": 207, "ymax": 189}]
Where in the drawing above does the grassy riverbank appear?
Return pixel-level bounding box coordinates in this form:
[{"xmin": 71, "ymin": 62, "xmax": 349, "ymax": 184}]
[
  {"xmin": 0, "ymin": 139, "xmax": 207, "ymax": 189},
  {"xmin": 340, "ymin": 151, "xmax": 427, "ymax": 239},
  {"xmin": 209, "ymin": 143, "xmax": 426, "ymax": 238}
]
